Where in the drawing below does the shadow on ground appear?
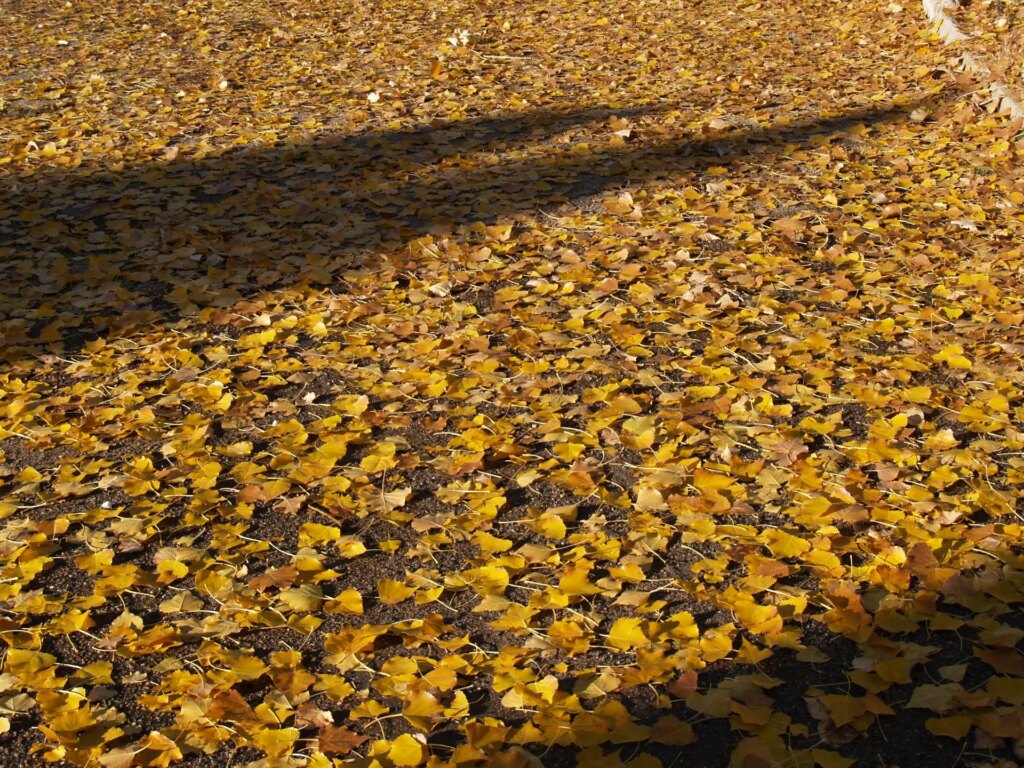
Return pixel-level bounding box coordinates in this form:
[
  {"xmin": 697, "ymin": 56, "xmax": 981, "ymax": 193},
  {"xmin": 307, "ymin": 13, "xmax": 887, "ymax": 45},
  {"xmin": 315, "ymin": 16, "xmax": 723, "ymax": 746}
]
[{"xmin": 0, "ymin": 95, "xmax": 938, "ymax": 363}]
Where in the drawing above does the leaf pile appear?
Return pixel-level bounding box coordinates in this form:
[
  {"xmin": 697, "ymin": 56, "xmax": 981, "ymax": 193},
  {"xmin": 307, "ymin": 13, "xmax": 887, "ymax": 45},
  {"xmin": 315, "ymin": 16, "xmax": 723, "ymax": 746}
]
[
  {"xmin": 945, "ymin": 0, "xmax": 1024, "ymax": 103},
  {"xmin": 2, "ymin": 1, "xmax": 1024, "ymax": 767}
]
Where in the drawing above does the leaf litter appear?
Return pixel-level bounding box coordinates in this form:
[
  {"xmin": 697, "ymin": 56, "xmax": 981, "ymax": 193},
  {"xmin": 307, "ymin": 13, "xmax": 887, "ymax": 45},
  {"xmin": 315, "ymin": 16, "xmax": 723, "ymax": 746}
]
[{"xmin": 1, "ymin": 0, "xmax": 1024, "ymax": 767}]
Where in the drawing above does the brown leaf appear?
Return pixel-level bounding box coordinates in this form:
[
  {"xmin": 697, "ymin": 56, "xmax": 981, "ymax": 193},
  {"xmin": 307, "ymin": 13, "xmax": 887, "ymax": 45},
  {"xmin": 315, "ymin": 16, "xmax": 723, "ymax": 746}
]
[
  {"xmin": 667, "ymin": 669, "xmax": 699, "ymax": 699},
  {"xmin": 703, "ymin": 117, "xmax": 730, "ymax": 133},
  {"xmin": 295, "ymin": 701, "xmax": 334, "ymax": 730},
  {"xmin": 206, "ymin": 689, "xmax": 257, "ymax": 723},
  {"xmin": 249, "ymin": 565, "xmax": 300, "ymax": 593},
  {"xmin": 98, "ymin": 749, "xmax": 137, "ymax": 768},
  {"xmin": 319, "ymin": 725, "xmax": 369, "ymax": 756},
  {"xmin": 273, "ymin": 494, "xmax": 308, "ymax": 515}
]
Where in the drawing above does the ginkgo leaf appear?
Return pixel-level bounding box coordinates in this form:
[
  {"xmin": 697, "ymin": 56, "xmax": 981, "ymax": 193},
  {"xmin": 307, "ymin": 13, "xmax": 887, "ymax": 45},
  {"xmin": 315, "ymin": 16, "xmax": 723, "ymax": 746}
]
[
  {"xmin": 159, "ymin": 591, "xmax": 204, "ymax": 613},
  {"xmin": 318, "ymin": 725, "xmax": 368, "ymax": 756},
  {"xmin": 277, "ymin": 584, "xmax": 324, "ymax": 612},
  {"xmin": 650, "ymin": 714, "xmax": 696, "ymax": 746},
  {"xmin": 906, "ymin": 684, "xmax": 958, "ymax": 713},
  {"xmin": 155, "ymin": 560, "xmax": 189, "ymax": 584},
  {"xmin": 761, "ymin": 529, "xmax": 811, "ymax": 559},
  {"xmin": 378, "ymin": 579, "xmax": 416, "ymax": 605},
  {"xmin": 365, "ymin": 487, "xmax": 412, "ymax": 513},
  {"xmin": 360, "ymin": 442, "xmax": 398, "ymax": 473},
  {"xmin": 668, "ymin": 670, "xmax": 699, "ymax": 699},
  {"xmin": 403, "ymin": 690, "xmax": 445, "ymax": 730},
  {"xmin": 299, "ymin": 522, "xmax": 341, "ymax": 547},
  {"xmin": 389, "ymin": 733, "xmax": 427, "ymax": 766},
  {"xmin": 925, "ymin": 715, "xmax": 972, "ymax": 739},
  {"xmin": 607, "ymin": 618, "xmax": 648, "ymax": 651},
  {"xmin": 933, "ymin": 344, "xmax": 972, "ymax": 370},
  {"xmin": 453, "ymin": 565, "xmax": 509, "ymax": 595},
  {"xmin": 253, "ymin": 727, "xmax": 299, "ymax": 757},
  {"xmin": 326, "ymin": 588, "xmax": 364, "ymax": 615},
  {"xmin": 230, "ymin": 656, "xmax": 270, "ymax": 681},
  {"xmin": 529, "ymin": 513, "xmax": 566, "ymax": 539}
]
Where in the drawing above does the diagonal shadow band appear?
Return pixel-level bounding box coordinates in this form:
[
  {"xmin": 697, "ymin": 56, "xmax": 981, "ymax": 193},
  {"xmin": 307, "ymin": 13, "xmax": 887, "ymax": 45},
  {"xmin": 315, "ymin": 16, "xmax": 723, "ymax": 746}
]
[{"xmin": 0, "ymin": 94, "xmax": 940, "ymax": 363}]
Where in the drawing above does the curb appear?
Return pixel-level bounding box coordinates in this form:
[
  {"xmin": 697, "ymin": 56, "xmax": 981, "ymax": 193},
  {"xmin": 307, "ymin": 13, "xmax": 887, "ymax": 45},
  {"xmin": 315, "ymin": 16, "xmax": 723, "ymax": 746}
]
[{"xmin": 922, "ymin": 0, "xmax": 1024, "ymax": 119}]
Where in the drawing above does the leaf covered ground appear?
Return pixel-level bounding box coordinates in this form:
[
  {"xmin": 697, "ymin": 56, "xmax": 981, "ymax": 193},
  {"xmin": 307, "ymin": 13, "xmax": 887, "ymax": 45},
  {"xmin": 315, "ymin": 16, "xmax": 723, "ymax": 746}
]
[
  {"xmin": 2, "ymin": 1, "xmax": 1024, "ymax": 767},
  {"xmin": 945, "ymin": 0, "xmax": 1024, "ymax": 102}
]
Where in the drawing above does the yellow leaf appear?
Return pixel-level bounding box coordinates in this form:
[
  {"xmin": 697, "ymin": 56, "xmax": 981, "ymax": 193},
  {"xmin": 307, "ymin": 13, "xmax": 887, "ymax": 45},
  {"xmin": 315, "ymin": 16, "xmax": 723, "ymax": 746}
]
[
  {"xmin": 553, "ymin": 441, "xmax": 586, "ymax": 461},
  {"xmin": 231, "ymin": 656, "xmax": 269, "ymax": 681},
  {"xmin": 875, "ymin": 657, "xmax": 914, "ymax": 683},
  {"xmin": 515, "ymin": 468, "xmax": 543, "ymax": 487},
  {"xmin": 237, "ymin": 328, "xmax": 277, "ymax": 349},
  {"xmin": 378, "ymin": 579, "xmax": 416, "ymax": 605},
  {"xmin": 403, "ymin": 689, "xmax": 443, "ymax": 730},
  {"xmin": 156, "ymin": 560, "xmax": 189, "ymax": 584},
  {"xmin": 666, "ymin": 611, "xmax": 698, "ymax": 642},
  {"xmin": 349, "ymin": 698, "xmax": 389, "ymax": 719},
  {"xmin": 904, "ymin": 386, "xmax": 932, "ymax": 403},
  {"xmin": 299, "ymin": 522, "xmax": 341, "ymax": 547},
  {"xmin": 367, "ymin": 487, "xmax": 412, "ymax": 513},
  {"xmin": 5, "ymin": 649, "xmax": 56, "ymax": 677},
  {"xmin": 818, "ymin": 694, "xmax": 866, "ymax": 728},
  {"xmin": 607, "ymin": 618, "xmax": 648, "ymax": 651},
  {"xmin": 559, "ymin": 564, "xmax": 601, "ymax": 596},
  {"xmin": 278, "ymin": 584, "xmax": 324, "ymax": 612},
  {"xmin": 529, "ymin": 513, "xmax": 566, "ymax": 539},
  {"xmin": 71, "ymin": 662, "xmax": 114, "ymax": 685},
  {"xmin": 694, "ymin": 468, "xmax": 733, "ymax": 492},
  {"xmin": 635, "ymin": 486, "xmax": 666, "ymax": 512},
  {"xmin": 548, "ymin": 620, "xmax": 592, "ymax": 655},
  {"xmin": 123, "ymin": 456, "xmax": 161, "ymax": 496},
  {"xmin": 77, "ymin": 550, "xmax": 115, "ymax": 574},
  {"xmin": 191, "ymin": 461, "xmax": 221, "ymax": 489},
  {"xmin": 326, "ymin": 589, "xmax": 364, "ymax": 614},
  {"xmin": 334, "ymin": 394, "xmax": 369, "ymax": 416},
  {"xmin": 798, "ymin": 416, "xmax": 837, "ymax": 435},
  {"xmin": 933, "ymin": 344, "xmax": 972, "ymax": 370},
  {"xmin": 253, "ymin": 727, "xmax": 299, "ymax": 757},
  {"xmin": 389, "ymin": 733, "xmax": 427, "ymax": 766},
  {"xmin": 474, "ymin": 531, "xmax": 513, "ymax": 554},
  {"xmin": 622, "ymin": 415, "xmax": 657, "ymax": 449},
  {"xmin": 315, "ymin": 674, "xmax": 356, "ymax": 702},
  {"xmin": 16, "ymin": 466, "xmax": 43, "ymax": 483},
  {"xmin": 732, "ymin": 599, "xmax": 783, "ymax": 636},
  {"xmin": 760, "ymin": 529, "xmax": 811, "ymax": 559},
  {"xmin": 810, "ymin": 749, "xmax": 856, "ymax": 768},
  {"xmin": 337, "ymin": 537, "xmax": 368, "ymax": 558},
  {"xmin": 50, "ymin": 706, "xmax": 97, "ymax": 733},
  {"xmin": 262, "ymin": 479, "xmax": 294, "ymax": 501},
  {"xmin": 925, "ymin": 715, "xmax": 972, "ymax": 739},
  {"xmin": 160, "ymin": 591, "xmax": 204, "ymax": 613},
  {"xmin": 985, "ymin": 393, "xmax": 1010, "ymax": 412},
  {"xmin": 651, "ymin": 714, "xmax": 695, "ymax": 746},
  {"xmin": 360, "ymin": 442, "xmax": 397, "ymax": 473},
  {"xmin": 457, "ymin": 565, "xmax": 509, "ymax": 595},
  {"xmin": 906, "ymin": 684, "xmax": 957, "ymax": 712},
  {"xmin": 926, "ymin": 465, "xmax": 959, "ymax": 491}
]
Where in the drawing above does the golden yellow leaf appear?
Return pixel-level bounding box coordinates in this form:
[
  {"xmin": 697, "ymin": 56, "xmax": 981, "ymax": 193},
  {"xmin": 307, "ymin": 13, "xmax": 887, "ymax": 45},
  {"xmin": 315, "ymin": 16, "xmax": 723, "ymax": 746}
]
[
  {"xmin": 378, "ymin": 579, "xmax": 416, "ymax": 605},
  {"xmin": 606, "ymin": 618, "xmax": 648, "ymax": 651},
  {"xmin": 389, "ymin": 733, "xmax": 427, "ymax": 766},
  {"xmin": 360, "ymin": 442, "xmax": 397, "ymax": 473}
]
